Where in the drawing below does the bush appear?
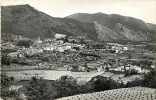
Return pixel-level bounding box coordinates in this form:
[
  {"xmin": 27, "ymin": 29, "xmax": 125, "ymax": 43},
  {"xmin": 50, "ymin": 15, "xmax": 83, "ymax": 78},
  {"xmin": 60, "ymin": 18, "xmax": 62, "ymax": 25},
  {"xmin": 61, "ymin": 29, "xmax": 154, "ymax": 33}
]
[
  {"xmin": 25, "ymin": 76, "xmax": 82, "ymax": 100},
  {"xmin": 1, "ymin": 54, "xmax": 11, "ymax": 65},
  {"xmin": 16, "ymin": 40, "xmax": 33, "ymax": 48},
  {"xmin": 55, "ymin": 76, "xmax": 81, "ymax": 98},
  {"xmin": 88, "ymin": 76, "xmax": 124, "ymax": 92},
  {"xmin": 124, "ymin": 69, "xmax": 138, "ymax": 77},
  {"xmin": 1, "ymin": 74, "xmax": 16, "ymax": 98},
  {"xmin": 25, "ymin": 77, "xmax": 54, "ymax": 100},
  {"xmin": 1, "ymin": 90, "xmax": 19, "ymax": 98},
  {"xmin": 143, "ymin": 69, "xmax": 156, "ymax": 88},
  {"xmin": 126, "ymin": 78, "xmax": 143, "ymax": 87},
  {"xmin": 1, "ymin": 74, "xmax": 14, "ymax": 88}
]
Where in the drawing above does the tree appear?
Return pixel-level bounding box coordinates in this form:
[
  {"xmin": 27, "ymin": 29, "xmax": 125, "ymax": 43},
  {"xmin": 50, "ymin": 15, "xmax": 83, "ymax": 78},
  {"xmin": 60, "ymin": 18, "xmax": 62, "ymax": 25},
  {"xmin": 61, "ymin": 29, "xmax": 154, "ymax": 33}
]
[
  {"xmin": 25, "ymin": 77, "xmax": 54, "ymax": 100},
  {"xmin": 88, "ymin": 76, "xmax": 124, "ymax": 92},
  {"xmin": 143, "ymin": 69, "xmax": 156, "ymax": 88},
  {"xmin": 1, "ymin": 54, "xmax": 11, "ymax": 65},
  {"xmin": 124, "ymin": 69, "xmax": 138, "ymax": 77},
  {"xmin": 16, "ymin": 40, "xmax": 33, "ymax": 48},
  {"xmin": 126, "ymin": 78, "xmax": 143, "ymax": 87},
  {"xmin": 1, "ymin": 74, "xmax": 16, "ymax": 98},
  {"xmin": 1, "ymin": 74, "xmax": 14, "ymax": 88},
  {"xmin": 25, "ymin": 76, "xmax": 82, "ymax": 99},
  {"xmin": 55, "ymin": 76, "xmax": 81, "ymax": 98}
]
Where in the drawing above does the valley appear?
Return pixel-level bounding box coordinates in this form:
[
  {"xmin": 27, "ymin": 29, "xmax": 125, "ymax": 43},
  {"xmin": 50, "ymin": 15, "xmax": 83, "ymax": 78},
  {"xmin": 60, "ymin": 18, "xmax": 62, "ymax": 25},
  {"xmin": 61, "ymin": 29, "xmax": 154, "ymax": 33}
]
[{"xmin": 1, "ymin": 4, "xmax": 156, "ymax": 100}]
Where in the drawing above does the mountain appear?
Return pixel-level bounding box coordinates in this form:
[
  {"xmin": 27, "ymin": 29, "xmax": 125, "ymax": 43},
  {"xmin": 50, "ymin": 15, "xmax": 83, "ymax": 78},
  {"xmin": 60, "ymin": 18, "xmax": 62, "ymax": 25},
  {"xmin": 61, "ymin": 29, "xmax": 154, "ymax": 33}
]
[
  {"xmin": 94, "ymin": 21, "xmax": 124, "ymax": 41},
  {"xmin": 1, "ymin": 5, "xmax": 97, "ymax": 40},
  {"xmin": 2, "ymin": 5, "xmax": 156, "ymax": 42},
  {"xmin": 67, "ymin": 13, "xmax": 156, "ymax": 41},
  {"xmin": 67, "ymin": 13, "xmax": 147, "ymax": 31}
]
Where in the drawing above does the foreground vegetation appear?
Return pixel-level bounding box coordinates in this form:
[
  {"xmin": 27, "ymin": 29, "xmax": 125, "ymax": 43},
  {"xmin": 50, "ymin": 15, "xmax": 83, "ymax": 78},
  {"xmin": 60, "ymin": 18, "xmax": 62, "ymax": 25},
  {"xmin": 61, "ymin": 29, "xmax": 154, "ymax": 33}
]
[{"xmin": 1, "ymin": 68, "xmax": 156, "ymax": 100}]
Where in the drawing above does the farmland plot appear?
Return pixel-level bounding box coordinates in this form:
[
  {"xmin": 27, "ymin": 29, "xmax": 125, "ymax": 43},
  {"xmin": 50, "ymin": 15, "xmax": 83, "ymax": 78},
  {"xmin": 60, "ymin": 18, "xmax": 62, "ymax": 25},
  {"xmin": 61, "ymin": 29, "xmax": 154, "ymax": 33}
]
[
  {"xmin": 56, "ymin": 87, "xmax": 156, "ymax": 100},
  {"xmin": 3, "ymin": 70, "xmax": 104, "ymax": 83}
]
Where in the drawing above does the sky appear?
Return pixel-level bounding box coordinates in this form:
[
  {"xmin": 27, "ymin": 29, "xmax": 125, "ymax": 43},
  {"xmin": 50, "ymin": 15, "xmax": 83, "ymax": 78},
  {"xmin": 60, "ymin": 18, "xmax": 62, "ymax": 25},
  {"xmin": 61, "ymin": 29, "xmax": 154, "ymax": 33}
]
[{"xmin": 1, "ymin": 0, "xmax": 156, "ymax": 24}]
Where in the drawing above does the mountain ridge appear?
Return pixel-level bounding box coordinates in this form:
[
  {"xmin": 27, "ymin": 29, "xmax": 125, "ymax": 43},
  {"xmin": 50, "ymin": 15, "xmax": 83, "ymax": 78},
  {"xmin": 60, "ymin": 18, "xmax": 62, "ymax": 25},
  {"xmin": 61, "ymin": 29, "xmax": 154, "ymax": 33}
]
[
  {"xmin": 67, "ymin": 12, "xmax": 156, "ymax": 41},
  {"xmin": 66, "ymin": 12, "xmax": 149, "ymax": 31},
  {"xmin": 2, "ymin": 4, "xmax": 97, "ymax": 40},
  {"xmin": 2, "ymin": 4, "xmax": 156, "ymax": 42}
]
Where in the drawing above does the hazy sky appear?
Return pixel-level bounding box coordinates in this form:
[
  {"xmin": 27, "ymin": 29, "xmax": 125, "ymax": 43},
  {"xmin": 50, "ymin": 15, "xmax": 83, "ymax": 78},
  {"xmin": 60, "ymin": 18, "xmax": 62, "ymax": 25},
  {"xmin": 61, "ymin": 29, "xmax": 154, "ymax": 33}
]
[{"xmin": 1, "ymin": 0, "xmax": 156, "ymax": 24}]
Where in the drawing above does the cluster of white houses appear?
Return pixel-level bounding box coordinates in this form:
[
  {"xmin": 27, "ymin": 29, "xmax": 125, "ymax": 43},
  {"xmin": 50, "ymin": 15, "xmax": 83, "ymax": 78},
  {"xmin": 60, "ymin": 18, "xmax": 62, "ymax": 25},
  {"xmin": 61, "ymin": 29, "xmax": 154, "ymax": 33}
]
[
  {"xmin": 7, "ymin": 34, "xmax": 85, "ymax": 58},
  {"xmin": 106, "ymin": 43, "xmax": 129, "ymax": 53}
]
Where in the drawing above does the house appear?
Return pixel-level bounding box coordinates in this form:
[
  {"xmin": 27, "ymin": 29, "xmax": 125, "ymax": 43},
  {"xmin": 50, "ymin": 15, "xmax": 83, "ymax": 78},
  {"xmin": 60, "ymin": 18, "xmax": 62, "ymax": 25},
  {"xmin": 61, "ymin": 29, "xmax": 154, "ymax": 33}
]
[
  {"xmin": 33, "ymin": 37, "xmax": 43, "ymax": 46},
  {"xmin": 43, "ymin": 45, "xmax": 55, "ymax": 51},
  {"xmin": 87, "ymin": 62, "xmax": 99, "ymax": 70},
  {"xmin": 55, "ymin": 33, "xmax": 67, "ymax": 39},
  {"xmin": 8, "ymin": 52, "xmax": 25, "ymax": 58},
  {"xmin": 97, "ymin": 65, "xmax": 105, "ymax": 72},
  {"xmin": 1, "ymin": 42, "xmax": 16, "ymax": 50},
  {"xmin": 23, "ymin": 47, "xmax": 43, "ymax": 56},
  {"xmin": 9, "ymin": 85, "xmax": 23, "ymax": 91},
  {"xmin": 77, "ymin": 65, "xmax": 87, "ymax": 72},
  {"xmin": 8, "ymin": 52, "xmax": 18, "ymax": 58},
  {"xmin": 123, "ymin": 46, "xmax": 128, "ymax": 51},
  {"xmin": 87, "ymin": 62, "xmax": 105, "ymax": 72}
]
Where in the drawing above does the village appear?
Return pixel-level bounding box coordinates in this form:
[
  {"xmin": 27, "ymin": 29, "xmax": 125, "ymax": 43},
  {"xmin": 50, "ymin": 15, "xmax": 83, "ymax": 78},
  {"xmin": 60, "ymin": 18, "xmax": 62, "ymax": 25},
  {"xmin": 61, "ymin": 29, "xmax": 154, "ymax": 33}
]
[
  {"xmin": 1, "ymin": 33, "xmax": 156, "ymax": 85},
  {"xmin": 1, "ymin": 32, "xmax": 156, "ymax": 100}
]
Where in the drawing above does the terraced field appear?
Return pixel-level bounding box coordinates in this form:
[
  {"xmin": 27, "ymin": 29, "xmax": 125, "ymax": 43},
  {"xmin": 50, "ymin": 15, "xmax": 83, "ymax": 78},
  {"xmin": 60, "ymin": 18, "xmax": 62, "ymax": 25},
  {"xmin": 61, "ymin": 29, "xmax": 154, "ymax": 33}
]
[{"xmin": 56, "ymin": 87, "xmax": 156, "ymax": 100}]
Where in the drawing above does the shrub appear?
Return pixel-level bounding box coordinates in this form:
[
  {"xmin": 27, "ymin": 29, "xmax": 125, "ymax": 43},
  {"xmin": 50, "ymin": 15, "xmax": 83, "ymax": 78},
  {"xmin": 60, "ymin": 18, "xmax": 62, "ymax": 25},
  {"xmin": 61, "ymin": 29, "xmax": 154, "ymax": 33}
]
[
  {"xmin": 16, "ymin": 40, "xmax": 33, "ymax": 48},
  {"xmin": 1, "ymin": 74, "xmax": 16, "ymax": 98},
  {"xmin": 88, "ymin": 76, "xmax": 124, "ymax": 92},
  {"xmin": 1, "ymin": 74, "xmax": 14, "ymax": 88},
  {"xmin": 1, "ymin": 54, "xmax": 11, "ymax": 65},
  {"xmin": 1, "ymin": 90, "xmax": 19, "ymax": 98},
  {"xmin": 143, "ymin": 69, "xmax": 156, "ymax": 88},
  {"xmin": 25, "ymin": 77, "xmax": 54, "ymax": 100},
  {"xmin": 25, "ymin": 76, "xmax": 82, "ymax": 100},
  {"xmin": 126, "ymin": 78, "xmax": 143, "ymax": 87},
  {"xmin": 55, "ymin": 77, "xmax": 81, "ymax": 98},
  {"xmin": 124, "ymin": 69, "xmax": 138, "ymax": 77}
]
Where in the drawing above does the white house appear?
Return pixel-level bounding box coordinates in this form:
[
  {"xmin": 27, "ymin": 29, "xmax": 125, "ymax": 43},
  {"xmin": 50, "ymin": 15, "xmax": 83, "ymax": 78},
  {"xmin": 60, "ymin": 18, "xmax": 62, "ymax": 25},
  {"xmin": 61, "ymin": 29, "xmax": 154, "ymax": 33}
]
[{"xmin": 55, "ymin": 33, "xmax": 67, "ymax": 39}]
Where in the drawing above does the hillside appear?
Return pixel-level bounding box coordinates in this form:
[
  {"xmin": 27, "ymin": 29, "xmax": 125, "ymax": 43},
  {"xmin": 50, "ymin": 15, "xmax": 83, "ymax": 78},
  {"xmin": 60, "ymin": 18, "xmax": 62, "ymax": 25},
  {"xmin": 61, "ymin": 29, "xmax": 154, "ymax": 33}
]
[
  {"xmin": 1, "ymin": 5, "xmax": 97, "ymax": 40},
  {"xmin": 67, "ymin": 13, "xmax": 156, "ymax": 41},
  {"xmin": 56, "ymin": 87, "xmax": 156, "ymax": 100},
  {"xmin": 2, "ymin": 5, "xmax": 156, "ymax": 42}
]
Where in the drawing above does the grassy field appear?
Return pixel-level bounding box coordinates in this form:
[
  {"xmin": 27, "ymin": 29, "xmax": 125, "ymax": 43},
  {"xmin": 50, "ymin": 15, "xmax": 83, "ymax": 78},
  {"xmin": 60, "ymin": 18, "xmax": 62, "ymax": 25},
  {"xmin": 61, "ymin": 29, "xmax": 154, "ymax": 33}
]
[{"xmin": 3, "ymin": 70, "xmax": 104, "ymax": 84}]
